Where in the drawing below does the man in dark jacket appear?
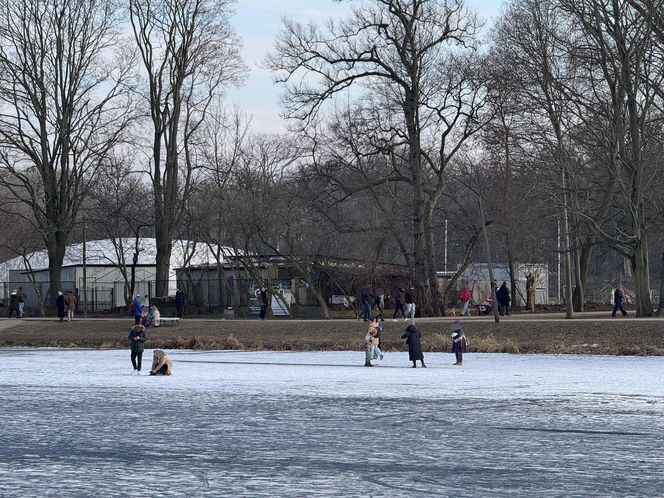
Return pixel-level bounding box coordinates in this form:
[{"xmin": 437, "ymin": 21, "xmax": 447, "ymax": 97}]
[
  {"xmin": 360, "ymin": 293, "xmax": 371, "ymax": 322},
  {"xmin": 612, "ymin": 286, "xmax": 627, "ymax": 317},
  {"xmin": 496, "ymin": 282, "xmax": 510, "ymax": 316},
  {"xmin": 392, "ymin": 287, "xmax": 405, "ymax": 321},
  {"xmin": 401, "ymin": 324, "xmax": 426, "ymax": 368},
  {"xmin": 259, "ymin": 285, "xmax": 269, "ymax": 320},
  {"xmin": 175, "ymin": 289, "xmax": 185, "ymax": 318},
  {"xmin": 17, "ymin": 287, "xmax": 27, "ymax": 318},
  {"xmin": 128, "ymin": 325, "xmax": 147, "ymax": 374},
  {"xmin": 8, "ymin": 289, "xmax": 19, "ymax": 318}
]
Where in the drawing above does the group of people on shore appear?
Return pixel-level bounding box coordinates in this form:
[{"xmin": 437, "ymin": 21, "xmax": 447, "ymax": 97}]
[
  {"xmin": 7, "ymin": 287, "xmax": 27, "ymax": 318},
  {"xmin": 55, "ymin": 290, "xmax": 77, "ymax": 322}
]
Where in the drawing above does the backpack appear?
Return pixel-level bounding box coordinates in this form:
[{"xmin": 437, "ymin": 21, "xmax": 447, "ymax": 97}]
[{"xmin": 129, "ymin": 302, "xmax": 135, "ymax": 313}]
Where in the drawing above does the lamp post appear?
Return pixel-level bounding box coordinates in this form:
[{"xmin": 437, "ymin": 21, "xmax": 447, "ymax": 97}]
[{"xmin": 82, "ymin": 219, "xmax": 88, "ymax": 318}]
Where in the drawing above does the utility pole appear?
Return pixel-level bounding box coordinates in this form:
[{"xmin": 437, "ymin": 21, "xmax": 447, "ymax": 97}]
[
  {"xmin": 82, "ymin": 220, "xmax": 88, "ymax": 318},
  {"xmin": 479, "ymin": 195, "xmax": 500, "ymax": 323},
  {"xmin": 444, "ymin": 219, "xmax": 448, "ymax": 273}
]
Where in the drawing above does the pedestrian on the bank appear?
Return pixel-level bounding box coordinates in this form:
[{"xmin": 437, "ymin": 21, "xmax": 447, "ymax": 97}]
[
  {"xmin": 259, "ymin": 285, "xmax": 269, "ymax": 320},
  {"xmin": 8, "ymin": 289, "xmax": 19, "ymax": 318},
  {"xmin": 360, "ymin": 293, "xmax": 371, "ymax": 322},
  {"xmin": 612, "ymin": 286, "xmax": 627, "ymax": 317},
  {"xmin": 65, "ymin": 290, "xmax": 76, "ymax": 322},
  {"xmin": 405, "ymin": 287, "xmax": 416, "ymax": 320},
  {"xmin": 496, "ymin": 282, "xmax": 510, "ymax": 316},
  {"xmin": 128, "ymin": 324, "xmax": 147, "ymax": 374},
  {"xmin": 132, "ymin": 294, "xmax": 143, "ymax": 325},
  {"xmin": 374, "ymin": 293, "xmax": 385, "ymax": 321},
  {"xmin": 149, "ymin": 349, "xmax": 173, "ymax": 376},
  {"xmin": 17, "ymin": 286, "xmax": 27, "ymax": 318},
  {"xmin": 458, "ymin": 285, "xmax": 472, "ymax": 317},
  {"xmin": 392, "ymin": 287, "xmax": 406, "ymax": 321},
  {"xmin": 56, "ymin": 291, "xmax": 66, "ymax": 322},
  {"xmin": 401, "ymin": 323, "xmax": 426, "ymax": 368},
  {"xmin": 175, "ymin": 288, "xmax": 185, "ymax": 318},
  {"xmin": 451, "ymin": 319, "xmax": 467, "ymax": 366}
]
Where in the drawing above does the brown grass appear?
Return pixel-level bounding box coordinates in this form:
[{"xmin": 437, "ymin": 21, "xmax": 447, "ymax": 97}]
[{"xmin": 1, "ymin": 317, "xmax": 664, "ymax": 355}]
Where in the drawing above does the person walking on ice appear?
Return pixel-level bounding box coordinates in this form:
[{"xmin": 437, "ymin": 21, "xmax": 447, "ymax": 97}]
[
  {"xmin": 363, "ymin": 323, "xmax": 375, "ymax": 367},
  {"xmin": 451, "ymin": 320, "xmax": 467, "ymax": 366},
  {"xmin": 401, "ymin": 322, "xmax": 426, "ymax": 368},
  {"xmin": 128, "ymin": 324, "xmax": 147, "ymax": 374},
  {"xmin": 369, "ymin": 318, "xmax": 384, "ymax": 361}
]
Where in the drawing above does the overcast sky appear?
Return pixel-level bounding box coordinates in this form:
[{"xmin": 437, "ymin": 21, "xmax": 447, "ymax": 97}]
[{"xmin": 227, "ymin": 0, "xmax": 504, "ymax": 133}]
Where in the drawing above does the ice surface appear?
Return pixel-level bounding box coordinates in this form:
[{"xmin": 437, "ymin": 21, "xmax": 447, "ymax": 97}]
[{"xmin": 1, "ymin": 349, "xmax": 663, "ymax": 497}]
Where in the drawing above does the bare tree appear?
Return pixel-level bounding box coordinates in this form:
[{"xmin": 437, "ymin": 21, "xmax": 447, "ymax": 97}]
[
  {"xmin": 0, "ymin": 0, "xmax": 133, "ymax": 304},
  {"xmin": 556, "ymin": 0, "xmax": 661, "ymax": 316},
  {"xmin": 268, "ymin": 0, "xmax": 488, "ymax": 315},
  {"xmin": 129, "ymin": 0, "xmax": 245, "ymax": 297},
  {"xmin": 87, "ymin": 152, "xmax": 153, "ymax": 304}
]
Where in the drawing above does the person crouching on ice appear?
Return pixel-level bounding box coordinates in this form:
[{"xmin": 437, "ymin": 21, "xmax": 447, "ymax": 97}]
[
  {"xmin": 149, "ymin": 350, "xmax": 173, "ymax": 376},
  {"xmin": 451, "ymin": 320, "xmax": 467, "ymax": 366}
]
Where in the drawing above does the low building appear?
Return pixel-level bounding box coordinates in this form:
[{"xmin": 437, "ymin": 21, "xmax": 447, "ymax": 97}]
[
  {"xmin": 460, "ymin": 263, "xmax": 550, "ymax": 306},
  {"xmin": 1, "ymin": 238, "xmax": 224, "ymax": 312}
]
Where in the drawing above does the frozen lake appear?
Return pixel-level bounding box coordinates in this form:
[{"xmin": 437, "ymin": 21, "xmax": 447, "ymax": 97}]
[{"xmin": 1, "ymin": 349, "xmax": 663, "ymax": 497}]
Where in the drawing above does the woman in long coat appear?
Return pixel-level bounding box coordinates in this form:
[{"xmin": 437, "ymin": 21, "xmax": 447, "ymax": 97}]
[
  {"xmin": 55, "ymin": 291, "xmax": 66, "ymax": 322},
  {"xmin": 401, "ymin": 324, "xmax": 426, "ymax": 368}
]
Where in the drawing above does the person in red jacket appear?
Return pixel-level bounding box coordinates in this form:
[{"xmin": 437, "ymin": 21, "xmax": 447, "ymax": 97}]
[{"xmin": 458, "ymin": 286, "xmax": 472, "ymax": 316}]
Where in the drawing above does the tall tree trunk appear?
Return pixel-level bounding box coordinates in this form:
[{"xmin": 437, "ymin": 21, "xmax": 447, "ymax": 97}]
[
  {"xmin": 632, "ymin": 235, "xmax": 653, "ymax": 317},
  {"xmin": 155, "ymin": 226, "xmax": 172, "ymax": 298},
  {"xmin": 572, "ymin": 241, "xmax": 591, "ymax": 312},
  {"xmin": 424, "ymin": 205, "xmax": 442, "ymax": 316},
  {"xmin": 657, "ymin": 250, "xmax": 664, "ymax": 317},
  {"xmin": 47, "ymin": 238, "xmax": 67, "ymax": 306}
]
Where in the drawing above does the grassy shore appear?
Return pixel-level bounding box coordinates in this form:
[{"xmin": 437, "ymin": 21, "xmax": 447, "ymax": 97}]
[{"xmin": 1, "ymin": 315, "xmax": 663, "ymax": 355}]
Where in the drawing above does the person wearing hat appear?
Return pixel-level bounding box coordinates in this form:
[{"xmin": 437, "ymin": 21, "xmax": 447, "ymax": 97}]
[
  {"xmin": 132, "ymin": 294, "xmax": 143, "ymax": 325},
  {"xmin": 401, "ymin": 322, "xmax": 426, "ymax": 368},
  {"xmin": 368, "ymin": 318, "xmax": 384, "ymax": 361},
  {"xmin": 363, "ymin": 321, "xmax": 378, "ymax": 366},
  {"xmin": 55, "ymin": 291, "xmax": 66, "ymax": 322},
  {"xmin": 8, "ymin": 289, "xmax": 19, "ymax": 318},
  {"xmin": 128, "ymin": 324, "xmax": 147, "ymax": 374},
  {"xmin": 451, "ymin": 320, "xmax": 468, "ymax": 366}
]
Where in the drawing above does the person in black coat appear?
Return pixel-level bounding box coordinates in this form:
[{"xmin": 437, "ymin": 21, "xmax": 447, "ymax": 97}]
[
  {"xmin": 496, "ymin": 282, "xmax": 510, "ymax": 316},
  {"xmin": 401, "ymin": 324, "xmax": 426, "ymax": 368},
  {"xmin": 612, "ymin": 286, "xmax": 627, "ymax": 317},
  {"xmin": 55, "ymin": 291, "xmax": 66, "ymax": 322},
  {"xmin": 128, "ymin": 325, "xmax": 147, "ymax": 374},
  {"xmin": 259, "ymin": 285, "xmax": 269, "ymax": 320},
  {"xmin": 175, "ymin": 289, "xmax": 185, "ymax": 318},
  {"xmin": 392, "ymin": 287, "xmax": 406, "ymax": 320}
]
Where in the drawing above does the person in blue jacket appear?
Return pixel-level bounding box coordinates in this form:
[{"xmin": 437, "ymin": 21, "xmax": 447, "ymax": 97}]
[{"xmin": 132, "ymin": 295, "xmax": 143, "ymax": 325}]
